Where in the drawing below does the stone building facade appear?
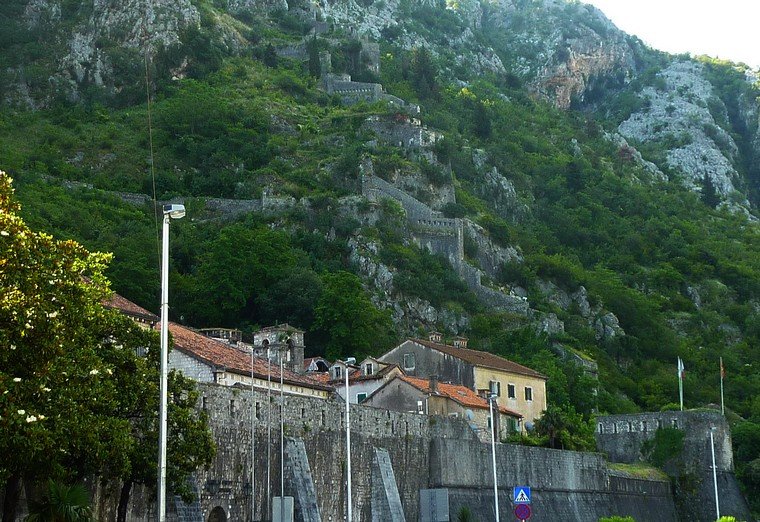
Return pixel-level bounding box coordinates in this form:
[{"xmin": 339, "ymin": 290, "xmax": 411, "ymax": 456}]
[{"xmin": 378, "ymin": 336, "xmax": 547, "ymax": 428}]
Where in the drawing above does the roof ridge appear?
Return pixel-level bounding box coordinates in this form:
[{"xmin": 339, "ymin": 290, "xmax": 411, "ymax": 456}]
[{"xmin": 410, "ymin": 338, "xmax": 546, "ymax": 379}]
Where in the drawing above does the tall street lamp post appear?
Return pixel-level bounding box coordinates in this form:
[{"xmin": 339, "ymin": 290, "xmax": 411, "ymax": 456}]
[
  {"xmin": 158, "ymin": 204, "xmax": 185, "ymax": 522},
  {"xmin": 710, "ymin": 427, "xmax": 720, "ymax": 520},
  {"xmin": 344, "ymin": 357, "xmax": 356, "ymax": 522},
  {"xmin": 489, "ymin": 393, "xmax": 500, "ymax": 522}
]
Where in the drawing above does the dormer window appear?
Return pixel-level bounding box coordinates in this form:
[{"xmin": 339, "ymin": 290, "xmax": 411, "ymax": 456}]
[
  {"xmin": 333, "ymin": 365, "xmax": 342, "ymax": 380},
  {"xmin": 364, "ymin": 362, "xmax": 374, "ymax": 375}
]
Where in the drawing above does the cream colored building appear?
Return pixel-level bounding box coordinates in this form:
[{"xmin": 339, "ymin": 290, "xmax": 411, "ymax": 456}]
[{"xmin": 379, "ymin": 334, "xmax": 547, "ymax": 429}]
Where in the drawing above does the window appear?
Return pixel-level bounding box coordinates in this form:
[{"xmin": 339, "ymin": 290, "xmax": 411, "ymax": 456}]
[
  {"xmin": 356, "ymin": 392, "xmax": 367, "ymax": 403},
  {"xmin": 403, "ymin": 353, "xmax": 416, "ymax": 371},
  {"xmin": 489, "ymin": 380, "xmax": 501, "ymax": 397},
  {"xmin": 507, "ymin": 384, "xmax": 516, "ymax": 399},
  {"xmin": 524, "ymin": 387, "xmax": 533, "ymax": 401},
  {"xmin": 334, "ymin": 366, "xmax": 342, "ymax": 379},
  {"xmin": 364, "ymin": 363, "xmax": 374, "ymax": 375}
]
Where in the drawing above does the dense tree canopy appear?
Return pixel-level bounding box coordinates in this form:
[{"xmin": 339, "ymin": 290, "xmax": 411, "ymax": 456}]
[{"xmin": 0, "ymin": 171, "xmax": 214, "ymax": 521}]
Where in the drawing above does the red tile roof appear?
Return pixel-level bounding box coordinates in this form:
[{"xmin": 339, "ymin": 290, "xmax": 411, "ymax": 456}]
[
  {"xmin": 411, "ymin": 338, "xmax": 546, "ymax": 380},
  {"xmin": 309, "ymin": 372, "xmax": 332, "ymax": 384},
  {"xmin": 103, "ymin": 293, "xmax": 158, "ymax": 323},
  {"xmin": 400, "ymin": 376, "xmax": 522, "ymax": 418},
  {"xmin": 163, "ymin": 322, "xmax": 333, "ymax": 392}
]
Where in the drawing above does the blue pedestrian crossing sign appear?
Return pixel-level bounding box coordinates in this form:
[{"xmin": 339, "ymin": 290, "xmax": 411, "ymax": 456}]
[{"xmin": 513, "ymin": 486, "xmax": 531, "ymax": 504}]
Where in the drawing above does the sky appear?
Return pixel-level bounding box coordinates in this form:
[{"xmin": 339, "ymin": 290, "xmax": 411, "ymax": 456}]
[{"xmin": 584, "ymin": 0, "xmax": 760, "ymax": 69}]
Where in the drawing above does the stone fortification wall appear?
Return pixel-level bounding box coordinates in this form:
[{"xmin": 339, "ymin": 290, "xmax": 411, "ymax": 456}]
[
  {"xmin": 161, "ymin": 383, "xmax": 478, "ymax": 522},
  {"xmin": 362, "ymin": 174, "xmax": 531, "ymax": 314},
  {"xmin": 596, "ymin": 411, "xmax": 751, "ymax": 522},
  {"xmin": 362, "ymin": 173, "xmax": 437, "ymax": 220},
  {"xmin": 597, "ymin": 411, "xmax": 733, "ymax": 469},
  {"xmin": 430, "ymin": 437, "xmax": 676, "ymax": 522},
  {"xmin": 322, "ymin": 74, "xmax": 383, "ymax": 103},
  {"xmin": 413, "ymin": 217, "xmax": 463, "ymax": 270},
  {"xmin": 101, "ymin": 385, "xmax": 752, "ymax": 522},
  {"xmin": 363, "ymin": 117, "xmax": 441, "ymax": 150}
]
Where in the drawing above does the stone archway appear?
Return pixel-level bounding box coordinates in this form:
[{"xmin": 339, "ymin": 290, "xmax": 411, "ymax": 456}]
[{"xmin": 207, "ymin": 506, "xmax": 226, "ymax": 522}]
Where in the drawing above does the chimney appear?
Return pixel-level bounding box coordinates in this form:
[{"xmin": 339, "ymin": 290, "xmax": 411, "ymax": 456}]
[
  {"xmin": 429, "ymin": 331, "xmax": 443, "ymax": 343},
  {"xmin": 429, "ymin": 375, "xmax": 438, "ymax": 394},
  {"xmin": 453, "ymin": 336, "xmax": 468, "ymax": 349}
]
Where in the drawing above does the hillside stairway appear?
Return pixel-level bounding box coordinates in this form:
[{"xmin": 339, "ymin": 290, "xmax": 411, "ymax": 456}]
[{"xmin": 361, "ymin": 172, "xmax": 529, "ymax": 315}]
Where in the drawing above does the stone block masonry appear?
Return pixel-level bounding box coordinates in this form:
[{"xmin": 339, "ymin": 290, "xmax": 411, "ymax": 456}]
[
  {"xmin": 109, "ymin": 383, "xmax": 698, "ymax": 522},
  {"xmin": 371, "ymin": 448, "xmax": 405, "ymax": 522},
  {"xmin": 362, "ymin": 173, "xmax": 530, "ymax": 315},
  {"xmin": 596, "ymin": 411, "xmax": 751, "ymax": 522},
  {"xmin": 285, "ymin": 438, "xmax": 321, "ymax": 522},
  {"xmin": 430, "ymin": 438, "xmax": 676, "ymax": 522}
]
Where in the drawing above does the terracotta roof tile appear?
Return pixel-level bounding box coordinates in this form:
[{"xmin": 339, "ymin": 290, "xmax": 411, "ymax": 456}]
[
  {"xmin": 309, "ymin": 373, "xmax": 332, "ymax": 384},
  {"xmin": 412, "ymin": 338, "xmax": 546, "ymax": 380},
  {"xmin": 103, "ymin": 293, "xmax": 158, "ymax": 322},
  {"xmin": 162, "ymin": 322, "xmax": 332, "ymax": 392},
  {"xmin": 400, "ymin": 376, "xmax": 522, "ymax": 418}
]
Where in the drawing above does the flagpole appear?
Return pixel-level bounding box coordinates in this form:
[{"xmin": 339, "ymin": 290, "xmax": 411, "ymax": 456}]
[
  {"xmin": 678, "ymin": 358, "xmax": 684, "ymax": 412},
  {"xmin": 720, "ymin": 357, "xmax": 725, "ymax": 416}
]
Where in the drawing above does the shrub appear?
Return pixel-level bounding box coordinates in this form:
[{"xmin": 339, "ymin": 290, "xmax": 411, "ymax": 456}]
[
  {"xmin": 457, "ymin": 506, "xmax": 476, "ymax": 522},
  {"xmin": 642, "ymin": 427, "xmax": 684, "ymax": 468}
]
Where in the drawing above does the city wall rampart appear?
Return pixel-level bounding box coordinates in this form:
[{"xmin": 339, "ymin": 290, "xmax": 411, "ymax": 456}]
[
  {"xmin": 108, "ymin": 384, "xmax": 694, "ymax": 522},
  {"xmin": 596, "ymin": 411, "xmax": 752, "ymax": 522}
]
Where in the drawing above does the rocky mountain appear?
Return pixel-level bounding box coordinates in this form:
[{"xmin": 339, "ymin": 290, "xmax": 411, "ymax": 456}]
[
  {"xmin": 2, "ymin": 0, "xmax": 759, "ymax": 512},
  {"xmin": 5, "ymin": 0, "xmax": 758, "ymax": 210}
]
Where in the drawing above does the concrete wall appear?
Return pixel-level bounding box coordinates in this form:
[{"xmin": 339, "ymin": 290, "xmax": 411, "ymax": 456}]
[{"xmin": 596, "ymin": 411, "xmax": 752, "ymax": 522}]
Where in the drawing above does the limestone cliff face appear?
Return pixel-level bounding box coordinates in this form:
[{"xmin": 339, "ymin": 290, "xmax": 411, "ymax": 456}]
[
  {"xmin": 317, "ymin": 0, "xmax": 506, "ymax": 76},
  {"xmin": 15, "ymin": 0, "xmax": 200, "ymax": 104},
  {"xmin": 483, "ymin": 0, "xmax": 636, "ymax": 109},
  {"xmin": 618, "ymin": 61, "xmax": 751, "ymax": 211},
  {"xmin": 533, "ymin": 35, "xmax": 634, "ymax": 109}
]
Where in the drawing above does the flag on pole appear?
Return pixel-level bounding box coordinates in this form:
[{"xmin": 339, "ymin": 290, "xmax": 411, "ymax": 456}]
[
  {"xmin": 720, "ymin": 357, "xmax": 725, "ymax": 415},
  {"xmin": 677, "ymin": 357, "xmax": 685, "ymax": 378}
]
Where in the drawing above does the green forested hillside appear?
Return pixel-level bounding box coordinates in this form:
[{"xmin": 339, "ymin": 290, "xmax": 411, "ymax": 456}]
[{"xmin": 1, "ymin": 0, "xmax": 759, "ymax": 511}]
